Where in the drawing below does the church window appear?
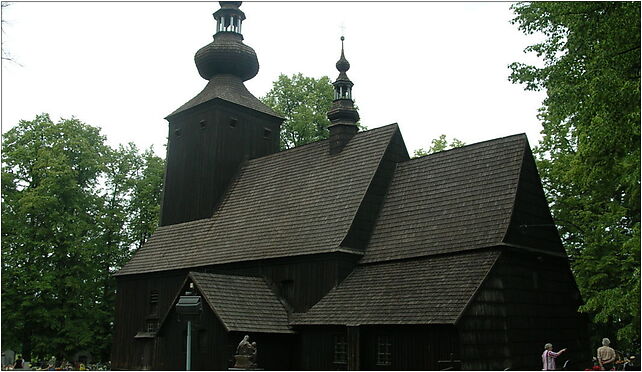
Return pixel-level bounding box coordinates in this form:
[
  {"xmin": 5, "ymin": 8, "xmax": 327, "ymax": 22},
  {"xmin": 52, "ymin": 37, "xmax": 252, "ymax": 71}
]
[
  {"xmin": 200, "ymin": 120, "xmax": 207, "ymax": 129},
  {"xmin": 263, "ymin": 128, "xmax": 272, "ymax": 139},
  {"xmin": 376, "ymin": 335, "xmax": 392, "ymax": 366},
  {"xmin": 149, "ymin": 290, "xmax": 159, "ymax": 316},
  {"xmin": 333, "ymin": 334, "xmax": 347, "ymax": 364},
  {"xmin": 229, "ymin": 117, "xmax": 238, "ymax": 128},
  {"xmin": 145, "ymin": 319, "xmax": 159, "ymax": 333},
  {"xmin": 175, "ymin": 128, "xmax": 182, "ymax": 137}
]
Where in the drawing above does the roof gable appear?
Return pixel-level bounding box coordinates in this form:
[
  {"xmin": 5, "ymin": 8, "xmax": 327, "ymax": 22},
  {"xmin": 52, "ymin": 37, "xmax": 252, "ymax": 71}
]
[
  {"xmin": 293, "ymin": 250, "xmax": 500, "ymax": 326},
  {"xmin": 117, "ymin": 124, "xmax": 400, "ymax": 276},
  {"xmin": 189, "ymin": 272, "xmax": 293, "ymax": 334},
  {"xmin": 360, "ymin": 134, "xmax": 527, "ymax": 264},
  {"xmin": 502, "ymin": 145, "xmax": 566, "ymax": 255}
]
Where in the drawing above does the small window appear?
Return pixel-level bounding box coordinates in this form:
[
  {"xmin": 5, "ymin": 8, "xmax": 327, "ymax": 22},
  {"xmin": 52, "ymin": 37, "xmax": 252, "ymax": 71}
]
[
  {"xmin": 199, "ymin": 120, "xmax": 207, "ymax": 129},
  {"xmin": 376, "ymin": 335, "xmax": 392, "ymax": 366},
  {"xmin": 146, "ymin": 320, "xmax": 159, "ymax": 333},
  {"xmin": 333, "ymin": 334, "xmax": 347, "ymax": 364},
  {"xmin": 175, "ymin": 128, "xmax": 182, "ymax": 137},
  {"xmin": 149, "ymin": 290, "xmax": 159, "ymax": 315},
  {"xmin": 229, "ymin": 118, "xmax": 238, "ymax": 128},
  {"xmin": 263, "ymin": 127, "xmax": 272, "ymax": 139}
]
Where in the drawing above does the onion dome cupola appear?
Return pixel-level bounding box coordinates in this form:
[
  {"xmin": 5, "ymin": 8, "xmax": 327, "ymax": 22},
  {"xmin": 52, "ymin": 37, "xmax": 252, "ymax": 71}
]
[
  {"xmin": 327, "ymin": 36, "xmax": 360, "ymax": 155},
  {"xmin": 168, "ymin": 1, "xmax": 281, "ymax": 120},
  {"xmin": 194, "ymin": 1, "xmax": 258, "ymax": 82}
]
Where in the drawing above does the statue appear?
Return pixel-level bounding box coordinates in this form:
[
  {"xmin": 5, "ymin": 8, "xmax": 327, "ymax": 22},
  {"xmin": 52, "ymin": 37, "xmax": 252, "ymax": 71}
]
[{"xmin": 233, "ymin": 335, "xmax": 257, "ymax": 369}]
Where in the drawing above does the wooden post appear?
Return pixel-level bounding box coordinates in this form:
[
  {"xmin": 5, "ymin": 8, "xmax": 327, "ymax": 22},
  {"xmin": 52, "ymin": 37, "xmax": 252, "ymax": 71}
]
[{"xmin": 347, "ymin": 325, "xmax": 360, "ymax": 370}]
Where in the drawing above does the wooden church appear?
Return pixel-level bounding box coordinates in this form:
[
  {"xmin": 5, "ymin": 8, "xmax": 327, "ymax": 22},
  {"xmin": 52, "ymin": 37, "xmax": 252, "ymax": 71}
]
[{"xmin": 112, "ymin": 2, "xmax": 589, "ymax": 370}]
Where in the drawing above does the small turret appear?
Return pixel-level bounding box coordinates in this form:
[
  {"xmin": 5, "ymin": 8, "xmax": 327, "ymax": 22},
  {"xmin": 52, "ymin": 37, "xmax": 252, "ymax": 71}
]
[{"xmin": 327, "ymin": 36, "xmax": 360, "ymax": 155}]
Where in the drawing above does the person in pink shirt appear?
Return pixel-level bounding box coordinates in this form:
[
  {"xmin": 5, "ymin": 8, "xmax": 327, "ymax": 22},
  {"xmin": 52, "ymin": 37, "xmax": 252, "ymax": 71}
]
[{"xmin": 542, "ymin": 343, "xmax": 567, "ymax": 370}]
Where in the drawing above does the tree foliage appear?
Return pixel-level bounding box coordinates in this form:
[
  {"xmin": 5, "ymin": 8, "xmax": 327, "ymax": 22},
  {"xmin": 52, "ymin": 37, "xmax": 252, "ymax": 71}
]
[
  {"xmin": 261, "ymin": 73, "xmax": 365, "ymax": 150},
  {"xmin": 413, "ymin": 134, "xmax": 465, "ymax": 158},
  {"xmin": 261, "ymin": 73, "xmax": 335, "ymax": 150},
  {"xmin": 1, "ymin": 114, "xmax": 164, "ymax": 361},
  {"xmin": 509, "ymin": 2, "xmax": 640, "ymax": 350}
]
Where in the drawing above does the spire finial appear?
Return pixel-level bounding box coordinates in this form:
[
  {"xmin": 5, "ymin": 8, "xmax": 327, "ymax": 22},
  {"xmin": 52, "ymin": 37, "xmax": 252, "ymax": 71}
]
[{"xmin": 336, "ymin": 36, "xmax": 350, "ymax": 73}]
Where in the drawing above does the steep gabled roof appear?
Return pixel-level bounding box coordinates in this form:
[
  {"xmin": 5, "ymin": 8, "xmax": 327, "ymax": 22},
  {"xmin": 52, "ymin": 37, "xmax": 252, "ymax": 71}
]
[
  {"xmin": 360, "ymin": 134, "xmax": 527, "ymax": 264},
  {"xmin": 116, "ymin": 124, "xmax": 399, "ymax": 276},
  {"xmin": 189, "ymin": 272, "xmax": 293, "ymax": 334},
  {"xmin": 292, "ymin": 250, "xmax": 500, "ymax": 325}
]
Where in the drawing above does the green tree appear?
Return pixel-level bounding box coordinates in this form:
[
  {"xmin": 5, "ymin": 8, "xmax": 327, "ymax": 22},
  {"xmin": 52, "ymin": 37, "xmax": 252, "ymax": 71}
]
[
  {"xmin": 261, "ymin": 73, "xmax": 335, "ymax": 149},
  {"xmin": 1, "ymin": 114, "xmax": 165, "ymax": 361},
  {"xmin": 1, "ymin": 114, "xmax": 110, "ymax": 359},
  {"xmin": 413, "ymin": 134, "xmax": 465, "ymax": 158},
  {"xmin": 509, "ymin": 2, "xmax": 640, "ymax": 349}
]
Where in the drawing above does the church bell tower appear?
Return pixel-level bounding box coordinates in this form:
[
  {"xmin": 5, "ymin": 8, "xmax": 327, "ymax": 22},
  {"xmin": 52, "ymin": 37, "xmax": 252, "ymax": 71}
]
[{"xmin": 160, "ymin": 1, "xmax": 283, "ymax": 226}]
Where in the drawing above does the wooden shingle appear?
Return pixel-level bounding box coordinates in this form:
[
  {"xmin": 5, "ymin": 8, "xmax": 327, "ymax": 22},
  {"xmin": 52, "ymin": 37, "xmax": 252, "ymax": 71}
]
[
  {"xmin": 360, "ymin": 134, "xmax": 527, "ymax": 263},
  {"xmin": 189, "ymin": 272, "xmax": 294, "ymax": 334},
  {"xmin": 293, "ymin": 250, "xmax": 500, "ymax": 325},
  {"xmin": 116, "ymin": 124, "xmax": 399, "ymax": 276}
]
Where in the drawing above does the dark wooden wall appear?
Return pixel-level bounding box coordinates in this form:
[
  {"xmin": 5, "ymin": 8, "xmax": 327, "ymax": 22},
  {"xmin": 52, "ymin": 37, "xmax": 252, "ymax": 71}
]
[
  {"xmin": 155, "ymin": 295, "xmax": 297, "ymax": 371},
  {"xmin": 112, "ymin": 252, "xmax": 358, "ymax": 369},
  {"xmin": 458, "ymin": 250, "xmax": 590, "ymax": 370},
  {"xmin": 359, "ymin": 325, "xmax": 459, "ymax": 371},
  {"xmin": 161, "ymin": 99, "xmax": 282, "ymax": 226},
  {"xmin": 111, "ymin": 270, "xmax": 187, "ymax": 370},
  {"xmin": 155, "ymin": 297, "xmax": 229, "ymax": 371},
  {"xmin": 298, "ymin": 325, "xmax": 459, "ymax": 371}
]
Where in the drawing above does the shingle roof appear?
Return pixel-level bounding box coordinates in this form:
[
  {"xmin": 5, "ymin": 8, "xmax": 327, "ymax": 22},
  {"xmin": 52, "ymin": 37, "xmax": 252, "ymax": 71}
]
[
  {"xmin": 360, "ymin": 134, "xmax": 527, "ymax": 264},
  {"xmin": 167, "ymin": 74, "xmax": 280, "ymax": 119},
  {"xmin": 189, "ymin": 272, "xmax": 293, "ymax": 334},
  {"xmin": 116, "ymin": 124, "xmax": 399, "ymax": 276},
  {"xmin": 292, "ymin": 250, "xmax": 500, "ymax": 325}
]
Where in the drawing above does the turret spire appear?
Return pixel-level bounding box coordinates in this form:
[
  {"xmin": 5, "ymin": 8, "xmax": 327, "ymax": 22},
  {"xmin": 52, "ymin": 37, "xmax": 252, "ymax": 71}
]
[{"xmin": 327, "ymin": 36, "xmax": 360, "ymax": 154}]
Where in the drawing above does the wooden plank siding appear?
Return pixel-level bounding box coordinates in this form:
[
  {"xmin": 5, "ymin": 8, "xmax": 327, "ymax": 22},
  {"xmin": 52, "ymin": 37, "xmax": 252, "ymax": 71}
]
[
  {"xmin": 458, "ymin": 251, "xmax": 590, "ymax": 370},
  {"xmin": 298, "ymin": 325, "xmax": 458, "ymax": 371},
  {"xmin": 161, "ymin": 99, "xmax": 282, "ymax": 226},
  {"xmin": 111, "ymin": 270, "xmax": 188, "ymax": 370},
  {"xmin": 112, "ymin": 253, "xmax": 357, "ymax": 369}
]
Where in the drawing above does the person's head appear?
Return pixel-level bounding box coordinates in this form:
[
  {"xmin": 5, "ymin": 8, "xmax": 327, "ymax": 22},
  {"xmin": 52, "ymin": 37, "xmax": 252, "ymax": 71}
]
[
  {"xmin": 545, "ymin": 343, "xmax": 553, "ymax": 350},
  {"xmin": 602, "ymin": 338, "xmax": 611, "ymax": 346}
]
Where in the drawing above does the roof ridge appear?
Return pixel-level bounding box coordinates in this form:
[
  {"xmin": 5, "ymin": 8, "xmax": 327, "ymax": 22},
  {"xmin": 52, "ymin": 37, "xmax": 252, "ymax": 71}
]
[
  {"xmin": 408, "ymin": 133, "xmax": 527, "ymax": 162},
  {"xmin": 246, "ymin": 122, "xmax": 400, "ymax": 164}
]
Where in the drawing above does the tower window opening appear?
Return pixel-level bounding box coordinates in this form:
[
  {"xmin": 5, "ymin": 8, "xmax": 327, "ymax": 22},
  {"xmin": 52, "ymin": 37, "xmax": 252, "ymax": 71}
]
[
  {"xmin": 263, "ymin": 128, "xmax": 272, "ymax": 139},
  {"xmin": 229, "ymin": 118, "xmax": 238, "ymax": 128}
]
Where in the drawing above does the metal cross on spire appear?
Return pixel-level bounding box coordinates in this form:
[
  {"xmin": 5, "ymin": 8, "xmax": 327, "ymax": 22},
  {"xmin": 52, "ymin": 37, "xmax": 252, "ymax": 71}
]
[{"xmin": 339, "ymin": 22, "xmax": 346, "ymax": 37}]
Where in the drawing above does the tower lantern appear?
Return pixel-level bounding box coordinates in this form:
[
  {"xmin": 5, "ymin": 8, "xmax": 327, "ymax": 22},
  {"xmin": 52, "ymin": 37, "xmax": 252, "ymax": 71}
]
[
  {"xmin": 213, "ymin": 1, "xmax": 245, "ymax": 34},
  {"xmin": 327, "ymin": 36, "xmax": 360, "ymax": 154}
]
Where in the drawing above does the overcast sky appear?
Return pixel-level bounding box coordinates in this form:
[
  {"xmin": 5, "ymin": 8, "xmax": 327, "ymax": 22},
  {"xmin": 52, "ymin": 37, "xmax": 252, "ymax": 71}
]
[{"xmin": 2, "ymin": 2, "xmax": 547, "ymax": 157}]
